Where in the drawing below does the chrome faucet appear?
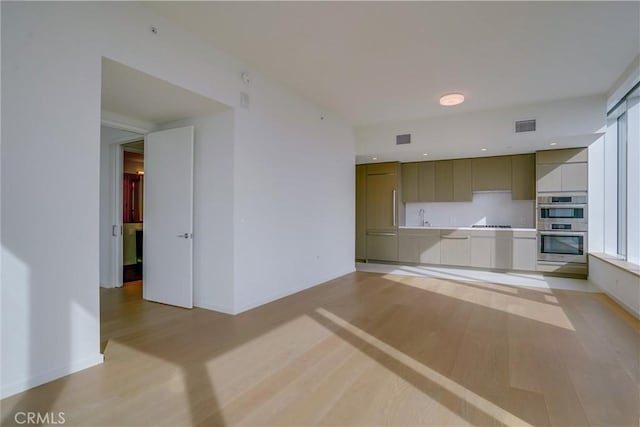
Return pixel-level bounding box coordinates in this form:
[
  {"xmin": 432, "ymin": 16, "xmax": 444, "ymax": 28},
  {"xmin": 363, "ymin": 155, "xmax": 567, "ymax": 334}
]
[{"xmin": 418, "ymin": 208, "xmax": 430, "ymax": 227}]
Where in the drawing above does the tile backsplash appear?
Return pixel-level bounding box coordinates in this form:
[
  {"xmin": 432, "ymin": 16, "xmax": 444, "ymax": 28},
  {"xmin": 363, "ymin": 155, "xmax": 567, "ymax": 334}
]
[{"xmin": 405, "ymin": 191, "xmax": 535, "ymax": 228}]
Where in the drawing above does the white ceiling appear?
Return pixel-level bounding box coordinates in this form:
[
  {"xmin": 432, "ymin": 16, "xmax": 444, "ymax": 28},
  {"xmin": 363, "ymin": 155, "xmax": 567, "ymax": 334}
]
[
  {"xmin": 101, "ymin": 58, "xmax": 228, "ymax": 125},
  {"xmin": 148, "ymin": 1, "xmax": 639, "ymax": 126}
]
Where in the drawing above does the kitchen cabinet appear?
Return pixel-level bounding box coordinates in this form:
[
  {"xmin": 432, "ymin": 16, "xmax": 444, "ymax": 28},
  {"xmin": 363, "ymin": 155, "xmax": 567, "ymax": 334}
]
[
  {"xmin": 365, "ymin": 162, "xmax": 400, "ymax": 261},
  {"xmin": 397, "ymin": 227, "xmax": 538, "ymax": 271},
  {"xmin": 398, "ymin": 229, "xmax": 440, "ymax": 264},
  {"xmin": 435, "ymin": 160, "xmax": 472, "ymax": 202},
  {"xmin": 355, "ymin": 165, "xmax": 367, "ymax": 260},
  {"xmin": 536, "ymin": 148, "xmax": 588, "ymax": 192},
  {"xmin": 472, "ymin": 156, "xmax": 512, "ymax": 191},
  {"xmin": 537, "ymin": 147, "xmax": 587, "ymax": 164},
  {"xmin": 493, "ymin": 232, "xmax": 515, "ymax": 270},
  {"xmin": 470, "ymin": 236, "xmax": 492, "ymax": 268},
  {"xmin": 511, "ymin": 154, "xmax": 536, "ymax": 200},
  {"xmin": 366, "ymin": 232, "xmax": 398, "ymax": 262},
  {"xmin": 536, "ymin": 163, "xmax": 587, "ymax": 192},
  {"xmin": 513, "ymin": 237, "xmax": 537, "ymax": 271},
  {"xmin": 440, "ymin": 230, "xmax": 471, "ymax": 266},
  {"xmin": 453, "ymin": 159, "xmax": 472, "ymax": 201},
  {"xmin": 366, "ymin": 165, "xmax": 399, "ymax": 230},
  {"xmin": 561, "ymin": 163, "xmax": 588, "ymax": 191},
  {"xmin": 401, "ymin": 163, "xmax": 419, "ymax": 203},
  {"xmin": 471, "ymin": 231, "xmax": 516, "ymax": 269},
  {"xmin": 417, "ymin": 162, "xmax": 436, "ymax": 202},
  {"xmin": 435, "ymin": 160, "xmax": 454, "ymax": 202},
  {"xmin": 536, "ymin": 164, "xmax": 562, "ymax": 192}
]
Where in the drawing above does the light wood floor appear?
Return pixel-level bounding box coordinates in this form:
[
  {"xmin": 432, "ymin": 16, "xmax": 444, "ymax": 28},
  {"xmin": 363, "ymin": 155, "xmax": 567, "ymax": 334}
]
[{"xmin": 2, "ymin": 272, "xmax": 639, "ymax": 426}]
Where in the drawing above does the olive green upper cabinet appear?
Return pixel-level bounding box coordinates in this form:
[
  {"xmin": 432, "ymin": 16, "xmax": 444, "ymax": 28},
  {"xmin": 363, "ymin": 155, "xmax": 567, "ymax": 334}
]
[
  {"xmin": 434, "ymin": 160, "xmax": 472, "ymax": 202},
  {"xmin": 417, "ymin": 162, "xmax": 436, "ymax": 202},
  {"xmin": 435, "ymin": 160, "xmax": 454, "ymax": 202},
  {"xmin": 511, "ymin": 154, "xmax": 535, "ymax": 200},
  {"xmin": 453, "ymin": 159, "xmax": 472, "ymax": 202},
  {"xmin": 401, "ymin": 163, "xmax": 419, "ymax": 203},
  {"xmin": 472, "ymin": 156, "xmax": 512, "ymax": 191}
]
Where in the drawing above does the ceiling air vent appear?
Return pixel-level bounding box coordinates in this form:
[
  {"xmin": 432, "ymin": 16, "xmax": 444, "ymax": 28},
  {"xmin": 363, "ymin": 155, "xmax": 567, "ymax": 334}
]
[
  {"xmin": 515, "ymin": 119, "xmax": 536, "ymax": 133},
  {"xmin": 396, "ymin": 134, "xmax": 411, "ymax": 145}
]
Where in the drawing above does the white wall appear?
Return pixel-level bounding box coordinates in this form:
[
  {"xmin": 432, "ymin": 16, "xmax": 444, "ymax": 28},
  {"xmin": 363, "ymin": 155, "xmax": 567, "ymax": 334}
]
[
  {"xmin": 1, "ymin": 2, "xmax": 354, "ymax": 398},
  {"xmin": 232, "ymin": 74, "xmax": 355, "ymax": 313},
  {"xmin": 588, "ymin": 135, "xmax": 605, "ymax": 253},
  {"xmin": 356, "ymin": 95, "xmax": 605, "ymax": 163},
  {"xmin": 405, "ymin": 192, "xmax": 534, "ymax": 228}
]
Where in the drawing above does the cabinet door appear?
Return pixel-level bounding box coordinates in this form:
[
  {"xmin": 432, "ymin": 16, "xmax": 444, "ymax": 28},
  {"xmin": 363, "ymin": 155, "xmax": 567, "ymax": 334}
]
[
  {"xmin": 493, "ymin": 237, "xmax": 514, "ymax": 270},
  {"xmin": 399, "ymin": 234, "xmax": 440, "ymax": 264},
  {"xmin": 511, "ymin": 154, "xmax": 535, "ymax": 200},
  {"xmin": 417, "ymin": 162, "xmax": 436, "ymax": 202},
  {"xmin": 537, "ymin": 148, "xmax": 587, "ymax": 164},
  {"xmin": 366, "ymin": 173, "xmax": 398, "ymax": 230},
  {"xmin": 536, "ymin": 163, "xmax": 562, "ymax": 192},
  {"xmin": 471, "ymin": 237, "xmax": 492, "ymax": 268},
  {"xmin": 366, "ymin": 233, "xmax": 398, "ymax": 261},
  {"xmin": 401, "ymin": 163, "xmax": 419, "ymax": 203},
  {"xmin": 561, "ymin": 163, "xmax": 587, "ymax": 191},
  {"xmin": 440, "ymin": 235, "xmax": 471, "ymax": 266},
  {"xmin": 355, "ymin": 165, "xmax": 367, "ymax": 260},
  {"xmin": 513, "ymin": 238, "xmax": 536, "ymax": 271},
  {"xmin": 472, "ymin": 156, "xmax": 512, "ymax": 191},
  {"xmin": 435, "ymin": 160, "xmax": 454, "ymax": 202},
  {"xmin": 453, "ymin": 159, "xmax": 472, "ymax": 201}
]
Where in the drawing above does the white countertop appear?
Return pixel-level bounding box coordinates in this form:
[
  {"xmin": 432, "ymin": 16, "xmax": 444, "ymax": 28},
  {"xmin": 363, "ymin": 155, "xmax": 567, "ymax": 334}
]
[{"xmin": 399, "ymin": 225, "xmax": 536, "ymax": 232}]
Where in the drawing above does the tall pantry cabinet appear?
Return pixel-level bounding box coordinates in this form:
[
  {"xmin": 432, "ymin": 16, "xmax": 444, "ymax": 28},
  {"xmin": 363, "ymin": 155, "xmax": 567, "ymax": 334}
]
[{"xmin": 356, "ymin": 162, "xmax": 400, "ymax": 262}]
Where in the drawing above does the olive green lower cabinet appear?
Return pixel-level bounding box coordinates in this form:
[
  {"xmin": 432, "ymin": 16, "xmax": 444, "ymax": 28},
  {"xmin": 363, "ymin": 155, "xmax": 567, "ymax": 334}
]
[
  {"xmin": 366, "ymin": 231, "xmax": 398, "ymax": 262},
  {"xmin": 398, "ymin": 227, "xmax": 537, "ymax": 271},
  {"xmin": 512, "ymin": 232, "xmax": 537, "ymax": 271},
  {"xmin": 440, "ymin": 230, "xmax": 471, "ymax": 266},
  {"xmin": 398, "ymin": 229, "xmax": 440, "ymax": 264},
  {"xmin": 470, "ymin": 230, "xmax": 516, "ymax": 269}
]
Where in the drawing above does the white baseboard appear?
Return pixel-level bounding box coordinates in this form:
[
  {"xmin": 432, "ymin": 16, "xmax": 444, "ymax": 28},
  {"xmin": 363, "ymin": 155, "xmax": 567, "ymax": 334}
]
[
  {"xmin": 194, "ymin": 301, "xmax": 235, "ymax": 315},
  {"xmin": 593, "ymin": 283, "xmax": 640, "ymax": 319},
  {"xmin": 233, "ymin": 267, "xmax": 356, "ymax": 315},
  {"xmin": 1, "ymin": 354, "xmax": 104, "ymax": 399}
]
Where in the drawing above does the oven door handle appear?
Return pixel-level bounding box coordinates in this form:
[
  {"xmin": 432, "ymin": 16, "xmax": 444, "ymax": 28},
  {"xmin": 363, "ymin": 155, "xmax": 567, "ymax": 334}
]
[
  {"xmin": 539, "ymin": 204, "xmax": 586, "ymax": 209},
  {"xmin": 538, "ymin": 231, "xmax": 586, "ymax": 236}
]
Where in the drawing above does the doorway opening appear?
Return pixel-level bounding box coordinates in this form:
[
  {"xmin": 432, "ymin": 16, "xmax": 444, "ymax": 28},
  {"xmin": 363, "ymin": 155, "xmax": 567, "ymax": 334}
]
[
  {"xmin": 99, "ymin": 56, "xmax": 230, "ymax": 351},
  {"xmin": 122, "ymin": 142, "xmax": 145, "ymax": 287}
]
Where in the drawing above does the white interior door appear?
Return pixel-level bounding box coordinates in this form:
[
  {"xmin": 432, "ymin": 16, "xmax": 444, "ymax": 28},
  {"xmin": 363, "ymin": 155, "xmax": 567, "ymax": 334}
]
[{"xmin": 143, "ymin": 126, "xmax": 194, "ymax": 308}]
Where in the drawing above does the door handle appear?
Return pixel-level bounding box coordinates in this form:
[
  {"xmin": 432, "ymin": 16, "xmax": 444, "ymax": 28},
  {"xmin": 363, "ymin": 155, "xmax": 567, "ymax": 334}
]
[
  {"xmin": 392, "ymin": 190, "xmax": 397, "ymax": 226},
  {"xmin": 177, "ymin": 233, "xmax": 192, "ymax": 239}
]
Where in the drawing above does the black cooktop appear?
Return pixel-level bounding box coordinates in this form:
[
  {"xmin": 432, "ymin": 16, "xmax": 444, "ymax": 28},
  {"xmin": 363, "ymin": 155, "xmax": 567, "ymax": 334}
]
[{"xmin": 471, "ymin": 225, "xmax": 512, "ymax": 228}]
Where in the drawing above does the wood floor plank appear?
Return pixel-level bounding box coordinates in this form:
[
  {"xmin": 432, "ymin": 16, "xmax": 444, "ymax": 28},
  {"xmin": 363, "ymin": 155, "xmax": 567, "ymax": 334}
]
[{"xmin": 1, "ymin": 272, "xmax": 638, "ymax": 426}]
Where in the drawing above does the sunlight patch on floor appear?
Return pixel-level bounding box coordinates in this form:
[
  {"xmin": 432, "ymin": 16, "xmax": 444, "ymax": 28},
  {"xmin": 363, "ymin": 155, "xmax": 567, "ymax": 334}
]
[
  {"xmin": 385, "ymin": 275, "xmax": 576, "ymax": 330},
  {"xmin": 203, "ymin": 315, "xmax": 333, "ymax": 405},
  {"xmin": 357, "ymin": 262, "xmax": 598, "ymax": 292},
  {"xmin": 314, "ymin": 307, "xmax": 534, "ymax": 427}
]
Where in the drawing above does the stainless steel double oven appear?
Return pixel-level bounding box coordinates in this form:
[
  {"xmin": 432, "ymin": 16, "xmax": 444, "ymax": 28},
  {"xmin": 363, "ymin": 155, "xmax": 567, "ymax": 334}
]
[{"xmin": 537, "ymin": 193, "xmax": 587, "ymax": 263}]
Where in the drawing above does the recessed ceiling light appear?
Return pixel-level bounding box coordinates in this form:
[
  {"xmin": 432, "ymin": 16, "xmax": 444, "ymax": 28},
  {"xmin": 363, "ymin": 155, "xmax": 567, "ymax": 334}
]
[
  {"xmin": 372, "ymin": 157, "xmax": 377, "ymax": 160},
  {"xmin": 439, "ymin": 93, "xmax": 465, "ymax": 106},
  {"xmin": 550, "ymin": 142, "xmax": 557, "ymax": 146},
  {"xmin": 423, "ymin": 153, "xmax": 429, "ymax": 156},
  {"xmin": 481, "ymin": 148, "xmax": 487, "ymax": 151}
]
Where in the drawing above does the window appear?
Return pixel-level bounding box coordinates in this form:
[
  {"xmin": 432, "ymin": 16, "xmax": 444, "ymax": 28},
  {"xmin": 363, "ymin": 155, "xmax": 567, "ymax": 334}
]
[
  {"xmin": 607, "ymin": 82, "xmax": 639, "ymax": 262},
  {"xmin": 617, "ymin": 111, "xmax": 627, "ymax": 257}
]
